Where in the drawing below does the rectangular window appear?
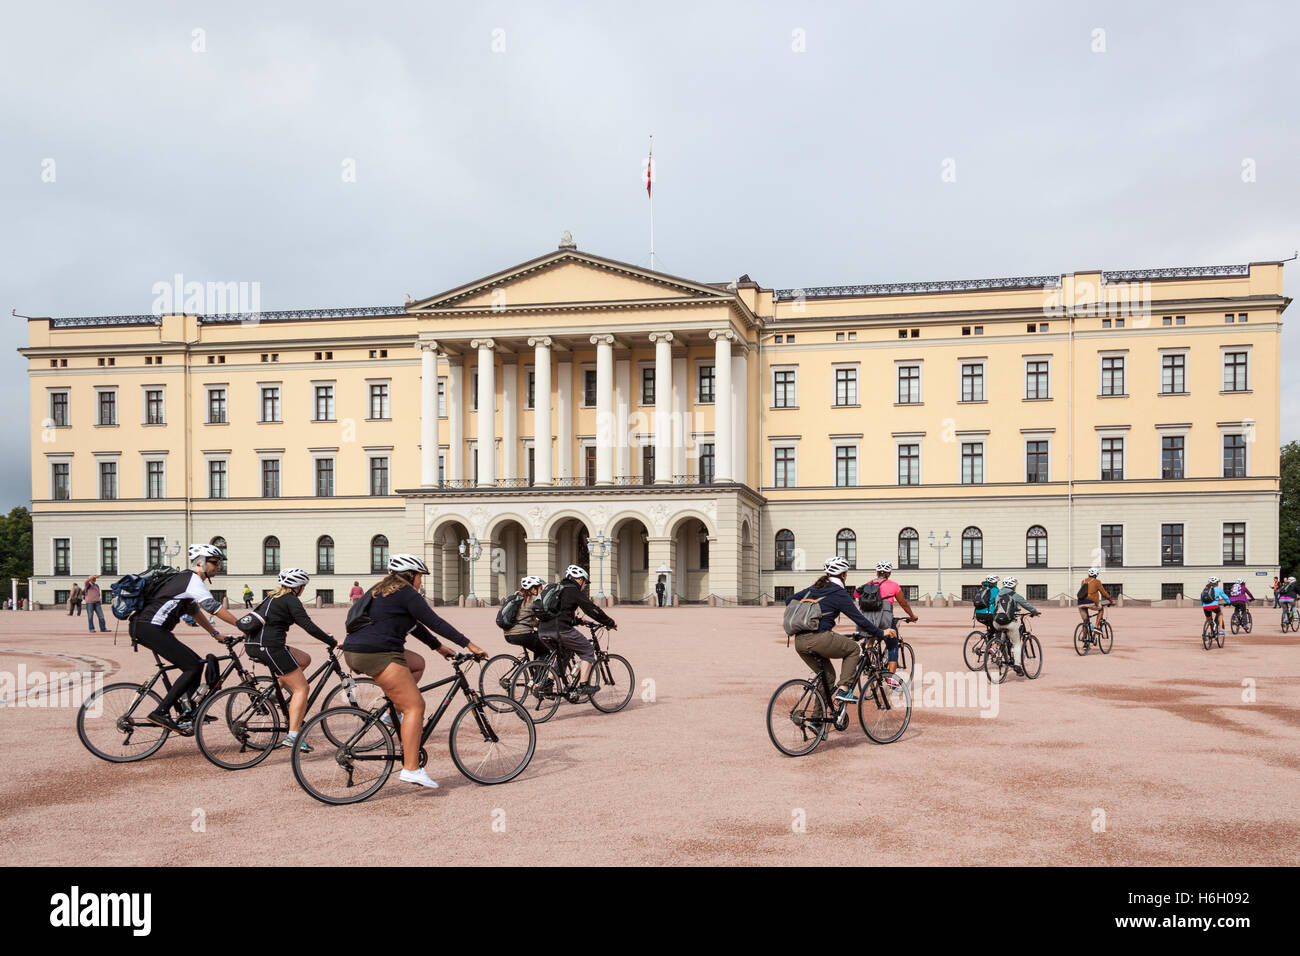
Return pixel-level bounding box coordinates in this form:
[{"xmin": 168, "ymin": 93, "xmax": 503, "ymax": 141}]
[
  {"xmin": 1101, "ymin": 437, "xmax": 1124, "ymax": 481},
  {"xmin": 261, "ymin": 459, "xmax": 281, "ymax": 498},
  {"xmin": 1161, "ymin": 436, "xmax": 1185, "ymax": 479},
  {"xmin": 147, "ymin": 537, "xmax": 165, "ymax": 567},
  {"xmin": 527, "ymin": 446, "xmax": 535, "ymax": 486},
  {"xmin": 1101, "ymin": 355, "xmax": 1126, "ymax": 395},
  {"xmin": 1223, "ymin": 351, "xmax": 1248, "ymax": 392},
  {"xmin": 1025, "ymin": 360, "xmax": 1049, "ymax": 400},
  {"xmin": 369, "ymin": 457, "xmax": 390, "ymax": 496},
  {"xmin": 146, "ymin": 460, "xmax": 165, "ymax": 499},
  {"xmin": 584, "ymin": 446, "xmax": 597, "ymax": 486},
  {"xmin": 1026, "ymin": 440, "xmax": 1049, "ymax": 483},
  {"xmin": 699, "ymin": 443, "xmax": 715, "ymax": 484},
  {"xmin": 961, "ymin": 442, "xmax": 984, "ymax": 484},
  {"xmin": 438, "ymin": 379, "xmax": 447, "ymax": 417},
  {"xmin": 52, "ymin": 462, "xmax": 70, "ymax": 500},
  {"xmin": 1222, "ymin": 522, "xmax": 1246, "ymax": 565},
  {"xmin": 1026, "ymin": 585, "xmax": 1048, "ymax": 602},
  {"xmin": 260, "ymin": 386, "xmax": 281, "ymax": 423},
  {"xmin": 1161, "ymin": 353, "xmax": 1186, "ymax": 394},
  {"xmin": 208, "ymin": 460, "xmax": 227, "ymax": 499},
  {"xmin": 1161, "ymin": 583, "xmax": 1183, "ymax": 601},
  {"xmin": 50, "ymin": 391, "xmax": 69, "ymax": 427},
  {"xmin": 369, "ymin": 383, "xmax": 390, "ymax": 419},
  {"xmin": 1222, "ymin": 434, "xmax": 1246, "ymax": 478},
  {"xmin": 961, "ymin": 532, "xmax": 982, "ymax": 569},
  {"xmin": 314, "ymin": 385, "xmax": 335, "ymax": 421},
  {"xmin": 97, "ymin": 390, "xmax": 117, "ymax": 425},
  {"xmin": 471, "ymin": 372, "xmax": 479, "ymax": 411},
  {"xmin": 774, "ymin": 586, "xmax": 794, "ymax": 603},
  {"xmin": 897, "ymin": 444, "xmax": 920, "ymax": 486},
  {"xmin": 698, "ymin": 365, "xmax": 716, "ymax": 403},
  {"xmin": 100, "ymin": 538, "xmax": 118, "ymax": 575},
  {"xmin": 896, "ymin": 365, "xmax": 921, "ymax": 404},
  {"xmin": 641, "ymin": 446, "xmax": 655, "ymax": 485},
  {"xmin": 1101, "ymin": 524, "xmax": 1124, "ymax": 568},
  {"xmin": 773, "ymin": 447, "xmax": 796, "ymax": 488},
  {"xmin": 835, "ymin": 446, "xmax": 857, "ymax": 487},
  {"xmin": 583, "ymin": 369, "xmax": 598, "ymax": 407},
  {"xmin": 1161, "ymin": 524, "xmax": 1184, "ymax": 566},
  {"xmin": 526, "ymin": 372, "xmax": 535, "ymax": 410},
  {"xmin": 99, "ymin": 461, "xmax": 117, "ymax": 500},
  {"xmin": 773, "ymin": 369, "xmax": 796, "ymax": 408},
  {"xmin": 834, "ymin": 367, "xmax": 858, "ymax": 406},
  {"xmin": 316, "ymin": 458, "xmax": 335, "ymax": 497},
  {"xmin": 961, "ymin": 363, "xmax": 984, "ymax": 402},
  {"xmin": 144, "ymin": 389, "xmax": 164, "ymax": 425},
  {"xmin": 207, "ymin": 388, "xmax": 227, "ymax": 424},
  {"xmin": 641, "ymin": 367, "xmax": 655, "ymax": 405},
  {"xmin": 53, "ymin": 538, "xmax": 70, "ymax": 575},
  {"xmin": 898, "ymin": 536, "xmax": 919, "ymax": 570}
]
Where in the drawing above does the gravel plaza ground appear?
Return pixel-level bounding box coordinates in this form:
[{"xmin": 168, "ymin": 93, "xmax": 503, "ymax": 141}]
[{"xmin": 1, "ymin": 603, "xmax": 1297, "ymax": 867}]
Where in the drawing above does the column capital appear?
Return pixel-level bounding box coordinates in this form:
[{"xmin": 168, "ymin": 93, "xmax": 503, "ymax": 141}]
[
  {"xmin": 527, "ymin": 336, "xmax": 553, "ymax": 348},
  {"xmin": 469, "ymin": 338, "xmax": 495, "ymax": 350},
  {"xmin": 648, "ymin": 331, "xmax": 675, "ymax": 345},
  {"xmin": 708, "ymin": 328, "xmax": 737, "ymax": 343},
  {"xmin": 418, "ymin": 340, "xmax": 440, "ymax": 354},
  {"xmin": 590, "ymin": 334, "xmax": 615, "ymax": 347}
]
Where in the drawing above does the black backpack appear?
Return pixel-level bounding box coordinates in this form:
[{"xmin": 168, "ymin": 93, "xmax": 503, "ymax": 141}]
[
  {"xmin": 346, "ymin": 587, "xmax": 376, "ymax": 634},
  {"xmin": 496, "ymin": 592, "xmax": 524, "ymax": 630},
  {"xmin": 858, "ymin": 581, "xmax": 884, "ymax": 613},
  {"xmin": 993, "ymin": 592, "xmax": 1016, "ymax": 625},
  {"xmin": 533, "ymin": 582, "xmax": 564, "ymax": 623},
  {"xmin": 1199, "ymin": 584, "xmax": 1216, "ymax": 605},
  {"xmin": 1077, "ymin": 582, "xmax": 1090, "ymax": 603},
  {"xmin": 972, "ymin": 582, "xmax": 992, "ymax": 610}
]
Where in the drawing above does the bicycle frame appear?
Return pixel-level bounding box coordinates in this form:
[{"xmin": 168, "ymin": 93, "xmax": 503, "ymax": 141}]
[
  {"xmin": 534, "ymin": 620, "xmax": 610, "ymax": 697},
  {"xmin": 140, "ymin": 640, "xmax": 253, "ymax": 713},
  {"xmin": 262, "ymin": 647, "xmax": 356, "ymax": 717}
]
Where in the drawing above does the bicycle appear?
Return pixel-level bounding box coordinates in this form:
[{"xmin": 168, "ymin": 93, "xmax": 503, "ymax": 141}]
[
  {"xmin": 766, "ymin": 629, "xmax": 912, "ymax": 757},
  {"xmin": 479, "ymin": 638, "xmax": 549, "ymax": 699},
  {"xmin": 1280, "ymin": 603, "xmax": 1297, "ymax": 634},
  {"xmin": 983, "ymin": 612, "xmax": 1043, "ymax": 683},
  {"xmin": 194, "ymin": 643, "xmax": 384, "ymax": 770},
  {"xmin": 291, "ymin": 652, "xmax": 535, "ymax": 804},
  {"xmin": 508, "ymin": 620, "xmax": 634, "ymax": 723},
  {"xmin": 1201, "ymin": 611, "xmax": 1225, "ymax": 650},
  {"xmin": 1228, "ymin": 604, "xmax": 1253, "ymax": 636},
  {"xmin": 1073, "ymin": 603, "xmax": 1114, "ymax": 656},
  {"xmin": 862, "ymin": 619, "xmax": 915, "ymax": 679},
  {"xmin": 963, "ymin": 620, "xmax": 996, "ymax": 671},
  {"xmin": 76, "ymin": 635, "xmax": 259, "ymax": 763}
]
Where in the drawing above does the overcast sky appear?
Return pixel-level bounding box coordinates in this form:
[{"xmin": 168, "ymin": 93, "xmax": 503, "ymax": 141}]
[{"xmin": 2, "ymin": 0, "xmax": 1296, "ymax": 511}]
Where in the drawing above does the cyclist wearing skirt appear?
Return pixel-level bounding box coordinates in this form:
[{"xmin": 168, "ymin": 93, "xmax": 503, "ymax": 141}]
[{"xmin": 341, "ymin": 554, "xmax": 485, "ymax": 790}]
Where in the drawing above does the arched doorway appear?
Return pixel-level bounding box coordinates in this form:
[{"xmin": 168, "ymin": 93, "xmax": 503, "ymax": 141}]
[
  {"xmin": 552, "ymin": 517, "xmax": 591, "ymax": 578},
  {"xmin": 431, "ymin": 520, "xmax": 471, "ymax": 605},
  {"xmin": 669, "ymin": 516, "xmax": 712, "ymax": 603},
  {"xmin": 489, "ymin": 519, "xmax": 529, "ymax": 605},
  {"xmin": 740, "ymin": 519, "xmax": 758, "ymax": 602},
  {"xmin": 609, "ymin": 516, "xmax": 651, "ymax": 603}
]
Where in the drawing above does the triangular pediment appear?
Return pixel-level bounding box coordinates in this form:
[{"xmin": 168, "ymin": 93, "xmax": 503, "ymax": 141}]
[{"xmin": 409, "ymin": 249, "xmax": 735, "ymax": 311}]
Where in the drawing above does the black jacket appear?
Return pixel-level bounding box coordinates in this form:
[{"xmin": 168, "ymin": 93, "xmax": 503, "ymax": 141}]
[
  {"xmin": 549, "ymin": 578, "xmax": 615, "ymax": 630},
  {"xmin": 255, "ymin": 592, "xmax": 334, "ymax": 647}
]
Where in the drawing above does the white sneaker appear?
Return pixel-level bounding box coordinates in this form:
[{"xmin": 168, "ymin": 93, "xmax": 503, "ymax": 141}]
[{"xmin": 399, "ymin": 767, "xmax": 439, "ymax": 789}]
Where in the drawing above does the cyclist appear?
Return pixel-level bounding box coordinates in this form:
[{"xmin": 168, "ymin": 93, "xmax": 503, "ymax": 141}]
[
  {"xmin": 537, "ymin": 566, "xmax": 617, "ymax": 698},
  {"xmin": 243, "ymin": 568, "xmax": 337, "ymax": 752},
  {"xmin": 1227, "ymin": 578, "xmax": 1254, "ymax": 629},
  {"xmin": 341, "ymin": 554, "xmax": 485, "ymax": 790},
  {"xmin": 1200, "ymin": 576, "xmax": 1229, "ymax": 637},
  {"xmin": 1077, "ymin": 568, "xmax": 1112, "ymax": 634},
  {"xmin": 857, "ymin": 561, "xmax": 918, "ymax": 674},
  {"xmin": 1280, "ymin": 577, "xmax": 1297, "ymax": 625},
  {"xmin": 132, "ymin": 544, "xmax": 247, "ymax": 734},
  {"xmin": 789, "ymin": 557, "xmax": 895, "ymax": 705},
  {"xmin": 991, "ymin": 577, "xmax": 1040, "ymax": 676},
  {"xmin": 973, "ymin": 573, "xmax": 1001, "ymax": 630},
  {"xmin": 504, "ymin": 575, "xmax": 549, "ymax": 660}
]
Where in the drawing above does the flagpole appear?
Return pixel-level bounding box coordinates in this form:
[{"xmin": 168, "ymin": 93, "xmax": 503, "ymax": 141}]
[{"xmin": 648, "ymin": 135, "xmax": 655, "ymax": 270}]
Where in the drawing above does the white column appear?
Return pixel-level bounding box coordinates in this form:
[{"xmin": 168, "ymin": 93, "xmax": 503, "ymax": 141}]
[
  {"xmin": 447, "ymin": 358, "xmax": 464, "ymax": 484},
  {"xmin": 420, "ymin": 343, "xmax": 439, "ymax": 486},
  {"xmin": 557, "ymin": 358, "xmax": 573, "ymax": 479},
  {"xmin": 473, "ymin": 339, "xmax": 496, "ymax": 486},
  {"xmin": 672, "ymin": 353, "xmax": 687, "ymax": 480},
  {"xmin": 502, "ymin": 357, "xmax": 518, "ymax": 482},
  {"xmin": 529, "ymin": 337, "xmax": 553, "ymax": 485},
  {"xmin": 651, "ymin": 332, "xmax": 673, "ymax": 484},
  {"xmin": 591, "ymin": 334, "xmax": 614, "ymax": 485},
  {"xmin": 615, "ymin": 357, "xmax": 631, "ymax": 480},
  {"xmin": 732, "ymin": 350, "xmax": 747, "ymax": 485},
  {"xmin": 711, "ymin": 329, "xmax": 734, "ymax": 482}
]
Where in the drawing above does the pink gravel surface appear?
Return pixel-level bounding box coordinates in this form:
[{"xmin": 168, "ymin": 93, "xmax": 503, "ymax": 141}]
[{"xmin": 1, "ymin": 605, "xmax": 1297, "ymax": 866}]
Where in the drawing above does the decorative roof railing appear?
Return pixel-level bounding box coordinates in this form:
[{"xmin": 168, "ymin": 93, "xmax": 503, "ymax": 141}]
[
  {"xmin": 48, "ymin": 305, "xmax": 409, "ymax": 329},
  {"xmin": 772, "ymin": 275, "xmax": 1061, "ymax": 301},
  {"xmin": 1100, "ymin": 264, "xmax": 1249, "ymax": 282}
]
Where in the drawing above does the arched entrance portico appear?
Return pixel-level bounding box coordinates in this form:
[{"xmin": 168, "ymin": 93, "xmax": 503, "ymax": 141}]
[
  {"xmin": 609, "ymin": 516, "xmax": 651, "ymax": 603},
  {"xmin": 488, "ymin": 518, "xmax": 529, "ymax": 604},
  {"xmin": 668, "ymin": 515, "xmax": 713, "ymax": 603},
  {"xmin": 430, "ymin": 519, "xmax": 471, "ymax": 605}
]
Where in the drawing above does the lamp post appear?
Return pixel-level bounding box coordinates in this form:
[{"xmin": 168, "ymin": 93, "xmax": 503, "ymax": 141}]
[
  {"xmin": 458, "ymin": 535, "xmax": 482, "ymax": 603},
  {"xmin": 590, "ymin": 532, "xmax": 611, "ymax": 602},
  {"xmin": 927, "ymin": 530, "xmax": 951, "ymax": 600}
]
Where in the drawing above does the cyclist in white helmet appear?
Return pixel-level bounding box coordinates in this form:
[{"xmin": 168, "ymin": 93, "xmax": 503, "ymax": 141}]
[
  {"xmin": 502, "ymin": 575, "xmax": 550, "ymax": 660},
  {"xmin": 973, "ymin": 573, "xmax": 1002, "ymax": 628},
  {"xmin": 341, "ymin": 553, "xmax": 485, "ymax": 790},
  {"xmin": 991, "ymin": 577, "xmax": 1040, "ymax": 676},
  {"xmin": 1201, "ymin": 575, "xmax": 1229, "ymax": 637},
  {"xmin": 1078, "ymin": 567, "xmax": 1112, "ymax": 634},
  {"xmin": 242, "ymin": 568, "xmax": 337, "ymax": 751},
  {"xmin": 787, "ymin": 557, "xmax": 895, "ymax": 705},
  {"xmin": 856, "ymin": 560, "xmax": 918, "ymax": 674},
  {"xmin": 536, "ymin": 565, "xmax": 616, "ymax": 698}
]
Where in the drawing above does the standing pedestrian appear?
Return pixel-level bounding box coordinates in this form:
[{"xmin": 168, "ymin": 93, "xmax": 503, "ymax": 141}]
[
  {"xmin": 655, "ymin": 574, "xmax": 666, "ymax": 607},
  {"xmin": 84, "ymin": 575, "xmax": 109, "ymax": 632},
  {"xmin": 242, "ymin": 584, "xmax": 254, "ymax": 609},
  {"xmin": 1274, "ymin": 576, "xmax": 1281, "ymax": 609},
  {"xmin": 349, "ymin": 580, "xmax": 364, "ymax": 601},
  {"xmin": 68, "ymin": 583, "xmax": 84, "ymax": 616}
]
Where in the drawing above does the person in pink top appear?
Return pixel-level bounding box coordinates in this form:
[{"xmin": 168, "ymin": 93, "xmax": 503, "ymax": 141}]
[
  {"xmin": 856, "ymin": 561, "xmax": 919, "ymax": 673},
  {"xmin": 349, "ymin": 581, "xmax": 364, "ymax": 602}
]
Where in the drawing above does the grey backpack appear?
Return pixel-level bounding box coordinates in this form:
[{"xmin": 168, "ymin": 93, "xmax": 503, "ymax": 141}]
[{"xmin": 783, "ymin": 596, "xmax": 823, "ymax": 641}]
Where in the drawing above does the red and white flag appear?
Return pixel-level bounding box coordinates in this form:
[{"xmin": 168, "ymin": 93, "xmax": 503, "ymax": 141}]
[{"xmin": 644, "ymin": 137, "xmax": 654, "ymax": 197}]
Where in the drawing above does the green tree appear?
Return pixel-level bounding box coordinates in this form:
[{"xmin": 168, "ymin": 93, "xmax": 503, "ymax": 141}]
[
  {"xmin": 1281, "ymin": 442, "xmax": 1300, "ymax": 580},
  {"xmin": 0, "ymin": 507, "xmax": 34, "ymax": 582}
]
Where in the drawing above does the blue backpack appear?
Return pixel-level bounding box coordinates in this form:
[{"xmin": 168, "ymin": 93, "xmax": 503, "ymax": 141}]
[{"xmin": 110, "ymin": 566, "xmax": 181, "ymax": 621}]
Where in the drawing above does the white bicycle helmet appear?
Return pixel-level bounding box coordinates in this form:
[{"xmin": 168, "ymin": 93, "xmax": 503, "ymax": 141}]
[
  {"xmin": 565, "ymin": 565, "xmax": 589, "ymax": 581},
  {"xmin": 1207, "ymin": 575, "xmax": 1220, "ymax": 584},
  {"xmin": 984, "ymin": 573, "xmax": 1000, "ymax": 583},
  {"xmin": 1087, "ymin": 567, "xmax": 1100, "ymax": 578},
  {"xmin": 520, "ymin": 575, "xmax": 545, "ymax": 590},
  {"xmin": 1235, "ymin": 578, "xmax": 1245, "ymax": 585},
  {"xmin": 388, "ymin": 553, "xmax": 430, "ymax": 575},
  {"xmin": 278, "ymin": 568, "xmax": 310, "ymax": 588},
  {"xmin": 189, "ymin": 543, "xmax": 224, "ymax": 564},
  {"xmin": 875, "ymin": 561, "xmax": 894, "ymax": 573},
  {"xmin": 823, "ymin": 556, "xmax": 850, "ymax": 577},
  {"xmin": 1001, "ymin": 577, "xmax": 1018, "ymax": 589}
]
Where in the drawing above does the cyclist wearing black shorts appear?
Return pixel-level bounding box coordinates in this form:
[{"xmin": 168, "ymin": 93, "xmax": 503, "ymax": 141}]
[{"xmin": 130, "ymin": 543, "xmax": 246, "ymax": 733}]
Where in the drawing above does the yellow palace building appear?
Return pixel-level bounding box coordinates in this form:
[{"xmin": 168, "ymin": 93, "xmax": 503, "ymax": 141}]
[{"xmin": 21, "ymin": 236, "xmax": 1287, "ymax": 607}]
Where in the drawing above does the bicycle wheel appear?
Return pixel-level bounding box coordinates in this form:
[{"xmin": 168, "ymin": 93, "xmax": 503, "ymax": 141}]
[
  {"xmin": 195, "ymin": 684, "xmax": 283, "ymax": 770},
  {"xmin": 962, "ymin": 630, "xmax": 988, "ymax": 671},
  {"xmin": 479, "ymin": 654, "xmax": 524, "ymax": 698},
  {"xmin": 1020, "ymin": 634, "xmax": 1043, "ymax": 679},
  {"xmin": 589, "ymin": 653, "xmax": 635, "ymax": 713},
  {"xmin": 1215, "ymin": 627, "xmax": 1224, "ymax": 649},
  {"xmin": 1073, "ymin": 622, "xmax": 1089, "ymax": 656},
  {"xmin": 322, "ymin": 676, "xmax": 384, "ymax": 713},
  {"xmin": 1097, "ymin": 621, "xmax": 1113, "ymax": 655},
  {"xmin": 859, "ymin": 671, "xmax": 912, "ymax": 743},
  {"xmin": 1242, "ymin": 609, "xmax": 1252, "ymax": 634},
  {"xmin": 766, "ymin": 678, "xmax": 828, "ymax": 757},
  {"xmin": 77, "ymin": 682, "xmax": 169, "ymax": 763},
  {"xmin": 1202, "ymin": 619, "xmax": 1214, "ymax": 650},
  {"xmin": 292, "ymin": 706, "xmax": 395, "ymax": 805},
  {"xmin": 895, "ymin": 641, "xmax": 915, "ymax": 673},
  {"xmin": 448, "ymin": 695, "xmax": 536, "ymax": 784},
  {"xmin": 509, "ymin": 660, "xmax": 561, "ymax": 724},
  {"xmin": 984, "ymin": 637, "xmax": 1010, "ymax": 683},
  {"xmin": 1230, "ymin": 612, "xmax": 1241, "ymax": 635}
]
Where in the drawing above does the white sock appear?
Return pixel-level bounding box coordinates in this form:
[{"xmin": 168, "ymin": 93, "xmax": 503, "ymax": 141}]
[{"xmin": 285, "ymin": 730, "xmax": 298, "ymax": 741}]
